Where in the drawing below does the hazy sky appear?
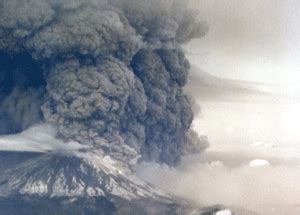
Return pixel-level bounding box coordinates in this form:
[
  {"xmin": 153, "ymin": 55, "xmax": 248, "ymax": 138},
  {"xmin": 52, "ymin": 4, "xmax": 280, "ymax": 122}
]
[{"xmin": 186, "ymin": 0, "xmax": 300, "ymax": 88}]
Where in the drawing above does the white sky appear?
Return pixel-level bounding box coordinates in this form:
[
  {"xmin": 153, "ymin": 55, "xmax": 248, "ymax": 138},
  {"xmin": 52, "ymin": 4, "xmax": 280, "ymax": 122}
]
[{"xmin": 186, "ymin": 0, "xmax": 300, "ymax": 87}]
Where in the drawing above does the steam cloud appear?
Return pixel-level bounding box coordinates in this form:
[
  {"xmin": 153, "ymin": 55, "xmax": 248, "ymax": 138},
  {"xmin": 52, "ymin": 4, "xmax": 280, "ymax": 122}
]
[{"xmin": 0, "ymin": 0, "xmax": 208, "ymax": 165}]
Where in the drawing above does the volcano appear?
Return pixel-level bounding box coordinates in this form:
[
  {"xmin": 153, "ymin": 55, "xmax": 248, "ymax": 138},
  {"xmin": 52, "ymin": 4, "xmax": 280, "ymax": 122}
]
[{"xmin": 0, "ymin": 149, "xmax": 211, "ymax": 215}]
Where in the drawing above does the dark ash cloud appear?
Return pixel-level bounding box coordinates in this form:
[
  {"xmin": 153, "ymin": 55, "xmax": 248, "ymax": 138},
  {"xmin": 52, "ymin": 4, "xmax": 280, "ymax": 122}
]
[{"xmin": 0, "ymin": 0, "xmax": 208, "ymax": 166}]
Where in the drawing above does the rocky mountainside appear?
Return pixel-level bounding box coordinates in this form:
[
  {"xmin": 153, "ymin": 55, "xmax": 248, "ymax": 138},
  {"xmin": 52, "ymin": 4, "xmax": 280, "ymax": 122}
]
[{"xmin": 0, "ymin": 151, "xmax": 164, "ymax": 198}]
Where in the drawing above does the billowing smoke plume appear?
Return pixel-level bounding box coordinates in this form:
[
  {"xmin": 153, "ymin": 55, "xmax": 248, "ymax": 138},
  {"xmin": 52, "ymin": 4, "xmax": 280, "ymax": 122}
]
[{"xmin": 0, "ymin": 0, "xmax": 208, "ymax": 165}]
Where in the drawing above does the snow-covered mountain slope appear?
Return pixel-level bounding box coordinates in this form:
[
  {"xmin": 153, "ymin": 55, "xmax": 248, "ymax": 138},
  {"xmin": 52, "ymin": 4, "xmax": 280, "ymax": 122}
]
[{"xmin": 0, "ymin": 151, "xmax": 168, "ymax": 200}]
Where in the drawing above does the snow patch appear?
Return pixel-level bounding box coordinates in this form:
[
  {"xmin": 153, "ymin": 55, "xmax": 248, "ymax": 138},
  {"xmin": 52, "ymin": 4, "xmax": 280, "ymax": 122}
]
[
  {"xmin": 86, "ymin": 187, "xmax": 105, "ymax": 196},
  {"xmin": 21, "ymin": 180, "xmax": 48, "ymax": 195}
]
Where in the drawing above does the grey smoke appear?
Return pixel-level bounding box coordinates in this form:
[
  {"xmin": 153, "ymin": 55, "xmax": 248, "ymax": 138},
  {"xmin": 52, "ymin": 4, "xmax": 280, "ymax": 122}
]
[
  {"xmin": 0, "ymin": 88, "xmax": 44, "ymax": 134},
  {"xmin": 0, "ymin": 0, "xmax": 208, "ymax": 165}
]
